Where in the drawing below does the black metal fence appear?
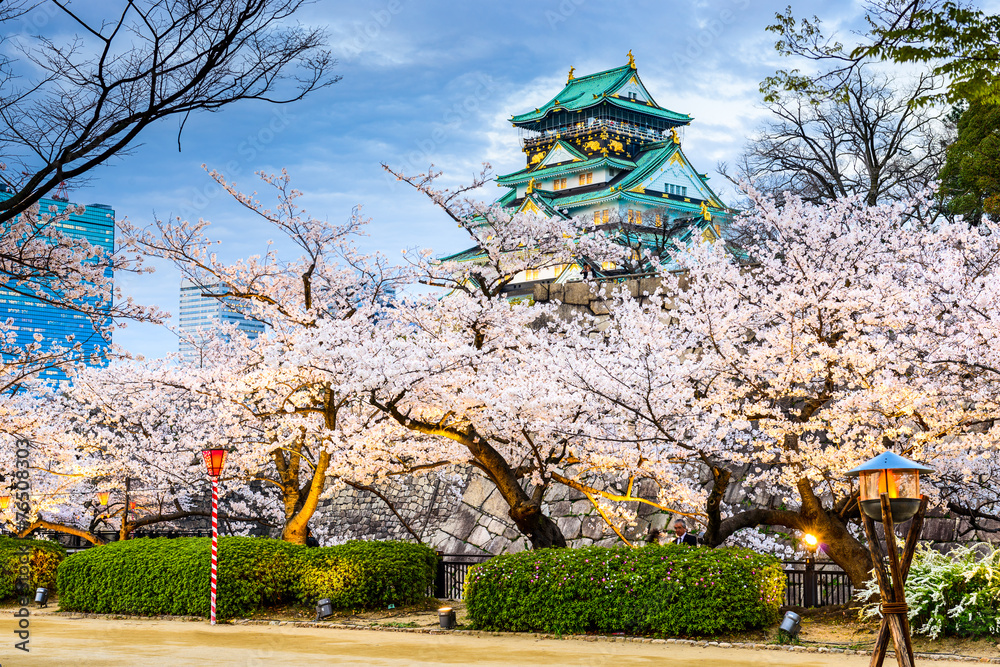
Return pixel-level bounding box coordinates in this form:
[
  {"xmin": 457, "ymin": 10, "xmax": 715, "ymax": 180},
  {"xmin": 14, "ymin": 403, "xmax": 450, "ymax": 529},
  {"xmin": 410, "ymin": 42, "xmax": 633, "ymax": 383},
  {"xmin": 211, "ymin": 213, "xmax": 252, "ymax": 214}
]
[
  {"xmin": 783, "ymin": 559, "xmax": 854, "ymax": 607},
  {"xmin": 431, "ymin": 554, "xmax": 493, "ymax": 600}
]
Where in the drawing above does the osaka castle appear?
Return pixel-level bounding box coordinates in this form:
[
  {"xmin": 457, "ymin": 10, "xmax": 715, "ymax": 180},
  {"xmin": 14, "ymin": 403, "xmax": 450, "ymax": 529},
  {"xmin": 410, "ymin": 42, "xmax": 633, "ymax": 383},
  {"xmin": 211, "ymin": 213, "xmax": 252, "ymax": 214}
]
[{"xmin": 443, "ymin": 53, "xmax": 733, "ymax": 297}]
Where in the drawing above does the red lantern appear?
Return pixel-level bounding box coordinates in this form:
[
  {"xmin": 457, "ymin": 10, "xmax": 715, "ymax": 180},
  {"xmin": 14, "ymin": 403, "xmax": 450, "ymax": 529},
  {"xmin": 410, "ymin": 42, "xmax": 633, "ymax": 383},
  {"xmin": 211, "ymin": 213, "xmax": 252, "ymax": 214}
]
[
  {"xmin": 201, "ymin": 448, "xmax": 227, "ymax": 478},
  {"xmin": 96, "ymin": 491, "xmax": 110, "ymax": 506}
]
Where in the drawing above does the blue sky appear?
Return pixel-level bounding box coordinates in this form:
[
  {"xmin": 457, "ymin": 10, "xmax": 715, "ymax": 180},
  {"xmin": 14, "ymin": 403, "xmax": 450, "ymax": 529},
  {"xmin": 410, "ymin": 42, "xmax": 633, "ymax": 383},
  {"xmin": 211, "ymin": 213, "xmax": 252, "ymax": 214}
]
[{"xmin": 28, "ymin": 0, "xmax": 869, "ymax": 359}]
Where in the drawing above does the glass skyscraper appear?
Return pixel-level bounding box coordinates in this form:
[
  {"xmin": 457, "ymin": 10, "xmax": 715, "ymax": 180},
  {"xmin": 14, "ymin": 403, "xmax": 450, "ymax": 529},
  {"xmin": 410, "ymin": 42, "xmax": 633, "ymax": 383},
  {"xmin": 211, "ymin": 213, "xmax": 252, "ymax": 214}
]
[
  {"xmin": 0, "ymin": 189, "xmax": 116, "ymax": 383},
  {"xmin": 178, "ymin": 279, "xmax": 265, "ymax": 364}
]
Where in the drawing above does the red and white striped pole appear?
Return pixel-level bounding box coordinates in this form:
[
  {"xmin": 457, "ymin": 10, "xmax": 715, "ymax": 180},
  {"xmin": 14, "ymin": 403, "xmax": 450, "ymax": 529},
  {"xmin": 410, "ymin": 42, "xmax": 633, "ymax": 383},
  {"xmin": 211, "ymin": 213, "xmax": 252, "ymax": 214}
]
[
  {"xmin": 210, "ymin": 474, "xmax": 219, "ymax": 625},
  {"xmin": 201, "ymin": 448, "xmax": 227, "ymax": 626}
]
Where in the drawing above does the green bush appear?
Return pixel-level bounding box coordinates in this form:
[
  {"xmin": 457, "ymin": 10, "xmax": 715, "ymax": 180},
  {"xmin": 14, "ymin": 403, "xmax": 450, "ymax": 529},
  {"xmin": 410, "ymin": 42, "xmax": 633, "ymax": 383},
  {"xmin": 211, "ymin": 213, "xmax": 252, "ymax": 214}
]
[
  {"xmin": 57, "ymin": 537, "xmax": 437, "ymax": 619},
  {"xmin": 858, "ymin": 543, "xmax": 1000, "ymax": 638},
  {"xmin": 294, "ymin": 540, "xmax": 437, "ymax": 608},
  {"xmin": 464, "ymin": 545, "xmax": 784, "ymax": 636},
  {"xmin": 0, "ymin": 536, "xmax": 67, "ymax": 600}
]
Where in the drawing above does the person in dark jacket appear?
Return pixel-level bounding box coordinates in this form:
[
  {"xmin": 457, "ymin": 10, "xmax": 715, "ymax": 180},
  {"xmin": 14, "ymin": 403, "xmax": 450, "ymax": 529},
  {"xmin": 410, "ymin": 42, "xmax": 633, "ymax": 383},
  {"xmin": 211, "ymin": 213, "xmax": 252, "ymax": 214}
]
[{"xmin": 672, "ymin": 520, "xmax": 698, "ymax": 546}]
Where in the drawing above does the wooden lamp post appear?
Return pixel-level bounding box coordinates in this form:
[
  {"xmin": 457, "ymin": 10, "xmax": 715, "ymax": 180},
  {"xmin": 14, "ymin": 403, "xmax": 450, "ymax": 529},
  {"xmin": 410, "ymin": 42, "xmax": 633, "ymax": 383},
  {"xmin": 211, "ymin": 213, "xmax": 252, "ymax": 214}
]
[
  {"xmin": 200, "ymin": 448, "xmax": 227, "ymax": 626},
  {"xmin": 846, "ymin": 451, "xmax": 933, "ymax": 667}
]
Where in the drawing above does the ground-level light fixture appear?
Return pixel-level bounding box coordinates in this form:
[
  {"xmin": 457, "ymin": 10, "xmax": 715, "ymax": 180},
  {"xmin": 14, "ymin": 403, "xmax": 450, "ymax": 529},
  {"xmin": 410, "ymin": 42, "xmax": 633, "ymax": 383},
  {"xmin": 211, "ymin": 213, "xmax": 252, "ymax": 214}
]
[
  {"xmin": 846, "ymin": 449, "xmax": 934, "ymax": 667},
  {"xmin": 779, "ymin": 610, "xmax": 801, "ymax": 638},
  {"xmin": 35, "ymin": 588, "xmax": 49, "ymax": 608},
  {"xmin": 846, "ymin": 450, "xmax": 934, "ymax": 523},
  {"xmin": 438, "ymin": 606, "xmax": 456, "ymax": 630},
  {"xmin": 315, "ymin": 598, "xmax": 333, "ymax": 621}
]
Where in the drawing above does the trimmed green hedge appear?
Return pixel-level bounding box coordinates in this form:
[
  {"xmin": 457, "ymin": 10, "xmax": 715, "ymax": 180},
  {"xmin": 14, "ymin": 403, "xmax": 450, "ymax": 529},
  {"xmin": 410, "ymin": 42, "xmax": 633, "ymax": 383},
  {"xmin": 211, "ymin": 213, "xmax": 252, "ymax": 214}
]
[
  {"xmin": 0, "ymin": 536, "xmax": 67, "ymax": 600},
  {"xmin": 294, "ymin": 540, "xmax": 438, "ymax": 608},
  {"xmin": 465, "ymin": 545, "xmax": 784, "ymax": 636},
  {"xmin": 56, "ymin": 537, "xmax": 437, "ymax": 619}
]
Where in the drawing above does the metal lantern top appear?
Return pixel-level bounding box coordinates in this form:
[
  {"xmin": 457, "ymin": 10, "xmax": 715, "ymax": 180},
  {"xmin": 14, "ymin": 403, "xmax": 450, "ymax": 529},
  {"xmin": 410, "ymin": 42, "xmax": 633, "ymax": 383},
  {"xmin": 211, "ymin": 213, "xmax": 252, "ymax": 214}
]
[
  {"xmin": 847, "ymin": 450, "xmax": 933, "ymax": 523},
  {"xmin": 845, "ymin": 451, "xmax": 935, "ymax": 477},
  {"xmin": 201, "ymin": 448, "xmax": 227, "ymax": 478}
]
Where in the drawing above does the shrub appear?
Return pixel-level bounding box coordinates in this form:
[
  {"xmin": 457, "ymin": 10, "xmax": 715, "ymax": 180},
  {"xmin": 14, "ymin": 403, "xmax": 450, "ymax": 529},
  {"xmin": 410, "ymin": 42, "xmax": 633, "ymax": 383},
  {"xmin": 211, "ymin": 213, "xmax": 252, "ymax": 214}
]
[
  {"xmin": 857, "ymin": 543, "xmax": 1000, "ymax": 638},
  {"xmin": 57, "ymin": 537, "xmax": 438, "ymax": 619},
  {"xmin": 0, "ymin": 536, "xmax": 67, "ymax": 600},
  {"xmin": 464, "ymin": 545, "xmax": 784, "ymax": 636},
  {"xmin": 293, "ymin": 540, "xmax": 438, "ymax": 609},
  {"xmin": 57, "ymin": 537, "xmax": 302, "ymax": 619}
]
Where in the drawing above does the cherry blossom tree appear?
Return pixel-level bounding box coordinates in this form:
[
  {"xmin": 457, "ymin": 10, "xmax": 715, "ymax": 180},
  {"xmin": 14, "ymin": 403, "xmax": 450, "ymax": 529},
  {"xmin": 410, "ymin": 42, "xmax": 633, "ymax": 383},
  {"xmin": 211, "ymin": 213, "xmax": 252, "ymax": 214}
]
[{"xmin": 553, "ymin": 189, "xmax": 1000, "ymax": 585}]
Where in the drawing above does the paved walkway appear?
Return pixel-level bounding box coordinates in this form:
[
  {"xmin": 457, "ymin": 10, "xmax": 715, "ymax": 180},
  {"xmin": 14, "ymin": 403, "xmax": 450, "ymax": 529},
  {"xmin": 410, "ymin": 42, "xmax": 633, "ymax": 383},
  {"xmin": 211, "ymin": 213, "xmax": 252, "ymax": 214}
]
[{"xmin": 0, "ymin": 616, "xmax": 930, "ymax": 667}]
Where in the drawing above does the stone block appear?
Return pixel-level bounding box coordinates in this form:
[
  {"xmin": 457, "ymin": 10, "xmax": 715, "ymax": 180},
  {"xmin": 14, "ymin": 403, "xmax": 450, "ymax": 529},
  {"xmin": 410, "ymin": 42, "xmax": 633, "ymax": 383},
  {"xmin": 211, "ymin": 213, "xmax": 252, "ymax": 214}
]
[
  {"xmin": 571, "ymin": 499, "xmax": 592, "ymax": 514},
  {"xmin": 557, "ymin": 516, "xmax": 582, "ymax": 540},
  {"xmin": 546, "ymin": 484, "xmax": 568, "ymax": 502},
  {"xmin": 462, "ymin": 475, "xmax": 493, "ymax": 508},
  {"xmin": 485, "ymin": 535, "xmax": 510, "ymax": 554},
  {"xmin": 503, "ymin": 527, "xmax": 521, "ymax": 540},
  {"xmin": 920, "ymin": 517, "xmax": 956, "ymax": 542},
  {"xmin": 468, "ymin": 525, "xmax": 493, "ymax": 547},
  {"xmin": 548, "ymin": 284, "xmax": 565, "ymax": 303},
  {"xmin": 507, "ymin": 539, "xmax": 529, "ymax": 554},
  {"xmin": 481, "ymin": 491, "xmax": 510, "ymax": 520},
  {"xmin": 563, "ymin": 282, "xmax": 591, "ymax": 306},
  {"xmin": 533, "ymin": 283, "xmax": 549, "ymax": 302},
  {"xmin": 582, "ymin": 516, "xmax": 605, "ymax": 540},
  {"xmin": 639, "ymin": 278, "xmax": 662, "ymax": 297},
  {"xmin": 438, "ymin": 508, "xmax": 477, "ymax": 541},
  {"xmin": 550, "ymin": 500, "xmax": 571, "ymax": 517},
  {"xmin": 590, "ymin": 299, "xmax": 610, "ymax": 316},
  {"xmin": 648, "ymin": 513, "xmax": 668, "ymax": 531},
  {"xmin": 626, "ymin": 280, "xmax": 640, "ymax": 298}
]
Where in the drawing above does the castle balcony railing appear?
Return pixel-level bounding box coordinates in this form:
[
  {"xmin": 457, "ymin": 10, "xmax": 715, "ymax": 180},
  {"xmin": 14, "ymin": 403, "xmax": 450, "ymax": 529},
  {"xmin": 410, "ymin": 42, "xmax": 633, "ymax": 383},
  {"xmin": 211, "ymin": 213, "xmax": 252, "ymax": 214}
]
[{"xmin": 519, "ymin": 118, "xmax": 679, "ymax": 150}]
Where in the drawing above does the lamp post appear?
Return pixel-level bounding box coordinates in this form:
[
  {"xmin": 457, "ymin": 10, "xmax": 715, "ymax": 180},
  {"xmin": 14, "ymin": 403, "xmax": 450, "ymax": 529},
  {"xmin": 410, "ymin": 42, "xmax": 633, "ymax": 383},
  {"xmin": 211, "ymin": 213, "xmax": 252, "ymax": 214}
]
[
  {"xmin": 802, "ymin": 533, "xmax": 819, "ymax": 608},
  {"xmin": 200, "ymin": 448, "xmax": 227, "ymax": 626},
  {"xmin": 846, "ymin": 451, "xmax": 933, "ymax": 667}
]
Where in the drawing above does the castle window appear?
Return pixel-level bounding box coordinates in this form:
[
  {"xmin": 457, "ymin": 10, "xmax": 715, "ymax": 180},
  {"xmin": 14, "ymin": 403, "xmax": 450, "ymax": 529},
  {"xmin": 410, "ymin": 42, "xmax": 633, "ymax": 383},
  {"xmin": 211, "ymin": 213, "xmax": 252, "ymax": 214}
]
[
  {"xmin": 665, "ymin": 184, "xmax": 689, "ymax": 197},
  {"xmin": 655, "ymin": 212, "xmax": 662, "ymax": 227},
  {"xmin": 553, "ymin": 178, "xmax": 568, "ymax": 190},
  {"xmin": 578, "ymin": 172, "xmax": 593, "ymax": 186},
  {"xmin": 635, "ymin": 210, "xmax": 642, "ymax": 225},
  {"xmin": 602, "ymin": 209, "xmax": 609, "ymax": 223}
]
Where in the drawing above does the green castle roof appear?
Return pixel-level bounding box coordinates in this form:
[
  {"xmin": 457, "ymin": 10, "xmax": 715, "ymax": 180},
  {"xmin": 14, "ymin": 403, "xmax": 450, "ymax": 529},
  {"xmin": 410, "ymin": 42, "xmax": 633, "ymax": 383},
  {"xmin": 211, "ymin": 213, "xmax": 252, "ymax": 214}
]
[{"xmin": 510, "ymin": 64, "xmax": 692, "ymax": 126}]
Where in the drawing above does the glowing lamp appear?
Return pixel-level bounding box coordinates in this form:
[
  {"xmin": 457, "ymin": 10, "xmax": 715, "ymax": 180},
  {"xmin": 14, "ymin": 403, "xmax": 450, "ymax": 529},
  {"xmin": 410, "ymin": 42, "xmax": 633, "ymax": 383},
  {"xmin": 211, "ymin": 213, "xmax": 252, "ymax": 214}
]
[
  {"xmin": 846, "ymin": 451, "xmax": 933, "ymax": 523},
  {"xmin": 200, "ymin": 448, "xmax": 227, "ymax": 478},
  {"xmin": 0, "ymin": 495, "xmax": 9, "ymax": 510},
  {"xmin": 439, "ymin": 606, "xmax": 456, "ymax": 629},
  {"xmin": 97, "ymin": 491, "xmax": 110, "ymax": 506},
  {"xmin": 802, "ymin": 533, "xmax": 819, "ymax": 550}
]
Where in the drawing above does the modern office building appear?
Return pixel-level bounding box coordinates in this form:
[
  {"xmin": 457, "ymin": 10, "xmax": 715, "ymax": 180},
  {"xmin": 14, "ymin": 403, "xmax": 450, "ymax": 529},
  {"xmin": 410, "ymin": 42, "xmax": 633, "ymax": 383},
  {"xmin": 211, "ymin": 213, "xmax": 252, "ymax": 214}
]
[
  {"xmin": 178, "ymin": 279, "xmax": 265, "ymax": 364},
  {"xmin": 0, "ymin": 189, "xmax": 116, "ymax": 383}
]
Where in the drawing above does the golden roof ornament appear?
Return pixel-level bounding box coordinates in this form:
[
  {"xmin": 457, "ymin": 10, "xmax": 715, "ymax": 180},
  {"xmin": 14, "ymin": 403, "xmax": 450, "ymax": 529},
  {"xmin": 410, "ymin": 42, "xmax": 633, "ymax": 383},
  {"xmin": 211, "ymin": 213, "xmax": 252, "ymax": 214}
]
[
  {"xmin": 670, "ymin": 127, "xmax": 680, "ymax": 144},
  {"xmin": 627, "ymin": 50, "xmax": 636, "ymax": 69},
  {"xmin": 700, "ymin": 201, "xmax": 712, "ymax": 221},
  {"xmin": 526, "ymin": 177, "xmax": 536, "ymax": 194},
  {"xmin": 567, "ymin": 66, "xmax": 575, "ymax": 83}
]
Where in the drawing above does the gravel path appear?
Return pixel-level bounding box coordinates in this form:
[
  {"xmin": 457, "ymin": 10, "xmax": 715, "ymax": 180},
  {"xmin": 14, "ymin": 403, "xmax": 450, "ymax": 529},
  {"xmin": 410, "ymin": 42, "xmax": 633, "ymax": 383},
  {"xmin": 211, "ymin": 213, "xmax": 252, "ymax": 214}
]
[{"xmin": 1, "ymin": 615, "xmax": 925, "ymax": 667}]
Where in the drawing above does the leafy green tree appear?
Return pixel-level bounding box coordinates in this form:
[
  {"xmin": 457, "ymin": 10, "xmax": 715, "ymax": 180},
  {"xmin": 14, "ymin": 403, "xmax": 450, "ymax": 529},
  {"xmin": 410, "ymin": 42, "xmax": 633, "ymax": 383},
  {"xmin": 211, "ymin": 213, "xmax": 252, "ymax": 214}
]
[
  {"xmin": 766, "ymin": 1, "xmax": 1000, "ymax": 106},
  {"xmin": 939, "ymin": 101, "xmax": 1000, "ymax": 224}
]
